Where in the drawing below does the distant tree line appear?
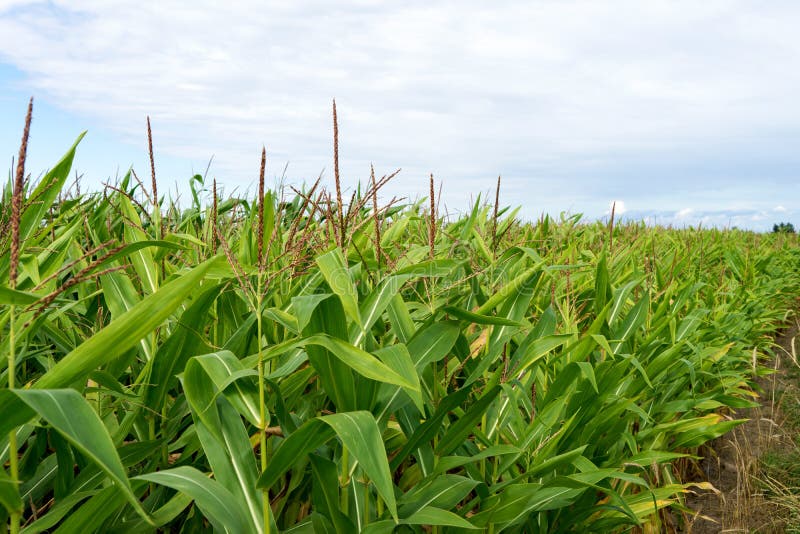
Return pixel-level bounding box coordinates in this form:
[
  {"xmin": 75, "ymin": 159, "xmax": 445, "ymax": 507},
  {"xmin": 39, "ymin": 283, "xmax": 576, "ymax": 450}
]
[{"xmin": 773, "ymin": 222, "xmax": 796, "ymax": 233}]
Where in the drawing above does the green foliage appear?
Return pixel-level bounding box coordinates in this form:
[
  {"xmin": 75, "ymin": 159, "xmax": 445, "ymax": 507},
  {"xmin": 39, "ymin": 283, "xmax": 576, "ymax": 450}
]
[
  {"xmin": 773, "ymin": 222, "xmax": 796, "ymax": 233},
  {"xmin": 1, "ymin": 138, "xmax": 800, "ymax": 532}
]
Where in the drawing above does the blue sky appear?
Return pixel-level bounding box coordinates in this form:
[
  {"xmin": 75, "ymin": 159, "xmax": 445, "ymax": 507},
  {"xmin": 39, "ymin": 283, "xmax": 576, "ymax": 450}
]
[{"xmin": 1, "ymin": 1, "xmax": 798, "ymax": 230}]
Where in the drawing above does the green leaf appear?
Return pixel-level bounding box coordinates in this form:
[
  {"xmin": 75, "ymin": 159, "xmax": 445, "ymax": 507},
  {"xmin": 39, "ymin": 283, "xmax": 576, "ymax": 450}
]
[
  {"xmin": 432, "ymin": 445, "xmax": 521, "ymax": 475},
  {"xmin": 575, "ymin": 362, "xmax": 599, "ymax": 394},
  {"xmin": 398, "ymin": 474, "xmax": 478, "ymax": 518},
  {"xmin": 511, "ymin": 334, "xmax": 572, "ymax": 375},
  {"xmin": 626, "ymin": 450, "xmax": 689, "ymax": 467},
  {"xmin": 193, "ymin": 402, "xmax": 263, "ymax": 533},
  {"xmin": 612, "ymin": 293, "xmax": 649, "ymax": 350},
  {"xmin": 17, "ymin": 133, "xmax": 86, "ymax": 253},
  {"xmin": 475, "ymin": 262, "xmax": 542, "ymax": 315},
  {"xmin": 403, "ymin": 506, "xmax": 478, "ymax": 529},
  {"xmin": 373, "ymin": 344, "xmax": 424, "ymax": 416},
  {"xmin": 119, "ymin": 194, "xmax": 159, "ymax": 294},
  {"xmin": 258, "ymin": 419, "xmax": 335, "ymax": 490},
  {"xmin": 53, "ymin": 485, "xmax": 126, "ymax": 534},
  {"xmin": 316, "ymin": 249, "xmax": 361, "ymax": 327},
  {"xmin": 320, "ymin": 412, "xmax": 398, "ymax": 522},
  {"xmin": 20, "ymin": 491, "xmax": 96, "ymax": 534},
  {"xmin": 309, "ymin": 455, "xmax": 356, "ymax": 534},
  {"xmin": 355, "ymin": 261, "xmax": 455, "ymax": 344},
  {"xmin": 595, "ymin": 253, "xmax": 611, "ymax": 316},
  {"xmin": 390, "ymin": 386, "xmax": 472, "ymax": 471},
  {"xmin": 37, "ymin": 255, "xmax": 223, "ymax": 389},
  {"xmin": 608, "ymin": 279, "xmax": 640, "ymax": 326},
  {"xmin": 435, "ymin": 386, "xmax": 501, "ymax": 456},
  {"xmin": 0, "ymin": 467, "xmax": 21, "ymax": 515},
  {"xmin": 301, "ymin": 294, "xmax": 360, "ymax": 411},
  {"xmin": 111, "ymin": 492, "xmax": 193, "ymax": 533},
  {"xmin": 185, "ymin": 351, "xmax": 261, "ymax": 427},
  {"xmin": 527, "ymin": 446, "xmax": 588, "ymax": 478},
  {"xmin": 303, "ymin": 334, "xmax": 419, "ymax": 392},
  {"xmin": 183, "ymin": 355, "xmax": 263, "ymax": 533},
  {"xmin": 0, "ymin": 286, "xmax": 39, "ymax": 306},
  {"xmin": 145, "ymin": 283, "xmax": 221, "ymax": 410},
  {"xmin": 407, "ymin": 322, "xmax": 460, "ymax": 370},
  {"xmin": 472, "ymin": 483, "xmax": 584, "ymax": 527},
  {"xmin": 291, "ymin": 294, "xmax": 333, "ymax": 333},
  {"xmin": 87, "ymin": 240, "xmax": 188, "ymax": 276},
  {"xmin": 12, "ymin": 389, "xmax": 152, "ymax": 524},
  {"xmin": 442, "ymin": 306, "xmax": 523, "ymax": 326},
  {"xmin": 136, "ymin": 466, "xmax": 250, "ymax": 534},
  {"xmin": 386, "ymin": 294, "xmax": 415, "ymax": 344}
]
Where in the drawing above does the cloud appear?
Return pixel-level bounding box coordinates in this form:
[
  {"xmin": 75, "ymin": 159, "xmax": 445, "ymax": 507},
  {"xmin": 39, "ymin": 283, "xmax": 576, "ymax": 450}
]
[
  {"xmin": 774, "ymin": 205, "xmax": 787, "ymax": 212},
  {"xmin": 0, "ymin": 1, "xmax": 799, "ymax": 226},
  {"xmin": 617, "ymin": 206, "xmax": 798, "ymax": 232}
]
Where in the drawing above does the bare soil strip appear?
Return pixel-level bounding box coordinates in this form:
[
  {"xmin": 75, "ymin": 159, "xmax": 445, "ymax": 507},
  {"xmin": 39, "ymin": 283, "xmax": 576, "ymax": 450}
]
[{"xmin": 680, "ymin": 318, "xmax": 800, "ymax": 533}]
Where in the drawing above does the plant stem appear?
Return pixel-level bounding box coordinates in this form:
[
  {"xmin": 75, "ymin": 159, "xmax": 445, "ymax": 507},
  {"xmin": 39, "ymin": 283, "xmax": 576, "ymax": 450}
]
[
  {"xmin": 8, "ymin": 97, "xmax": 30, "ymax": 534},
  {"xmin": 161, "ymin": 404, "xmax": 169, "ymax": 467},
  {"xmin": 363, "ymin": 479, "xmax": 370, "ymax": 526},
  {"xmin": 148, "ymin": 416, "xmax": 157, "ymax": 496},
  {"xmin": 432, "ymin": 360, "xmax": 439, "ymax": 407},
  {"xmin": 340, "ymin": 446, "xmax": 350, "ymax": 511},
  {"xmin": 149, "ymin": 330, "xmax": 159, "ymax": 493},
  {"xmin": 8, "ymin": 305, "xmax": 20, "ymax": 534},
  {"xmin": 256, "ymin": 288, "xmax": 270, "ymax": 534},
  {"xmin": 480, "ymin": 413, "xmax": 487, "ymax": 480}
]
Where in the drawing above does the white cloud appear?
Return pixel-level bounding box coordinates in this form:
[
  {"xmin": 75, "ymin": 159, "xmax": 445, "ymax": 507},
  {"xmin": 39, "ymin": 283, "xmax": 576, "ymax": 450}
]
[
  {"xmin": 618, "ymin": 206, "xmax": 796, "ymax": 232},
  {"xmin": 0, "ymin": 1, "xmax": 799, "ymax": 223},
  {"xmin": 609, "ymin": 200, "xmax": 626, "ymax": 215},
  {"xmin": 774, "ymin": 205, "xmax": 787, "ymax": 212}
]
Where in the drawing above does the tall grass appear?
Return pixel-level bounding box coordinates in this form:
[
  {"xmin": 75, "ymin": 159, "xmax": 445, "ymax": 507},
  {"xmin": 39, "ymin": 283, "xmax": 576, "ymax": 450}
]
[{"xmin": 1, "ymin": 109, "xmax": 799, "ymax": 533}]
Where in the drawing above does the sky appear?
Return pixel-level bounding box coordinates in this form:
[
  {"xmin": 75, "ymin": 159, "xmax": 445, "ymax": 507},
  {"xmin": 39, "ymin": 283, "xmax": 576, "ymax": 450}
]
[{"xmin": 0, "ymin": 0, "xmax": 798, "ymax": 230}]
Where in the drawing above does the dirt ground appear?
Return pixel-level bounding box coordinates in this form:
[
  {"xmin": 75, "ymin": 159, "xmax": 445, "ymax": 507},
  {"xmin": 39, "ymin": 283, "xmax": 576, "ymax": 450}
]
[{"xmin": 677, "ymin": 320, "xmax": 800, "ymax": 533}]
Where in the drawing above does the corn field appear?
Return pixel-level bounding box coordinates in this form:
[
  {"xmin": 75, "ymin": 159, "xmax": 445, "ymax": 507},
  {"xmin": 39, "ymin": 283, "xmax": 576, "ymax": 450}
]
[{"xmin": 2, "ymin": 125, "xmax": 800, "ymax": 533}]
